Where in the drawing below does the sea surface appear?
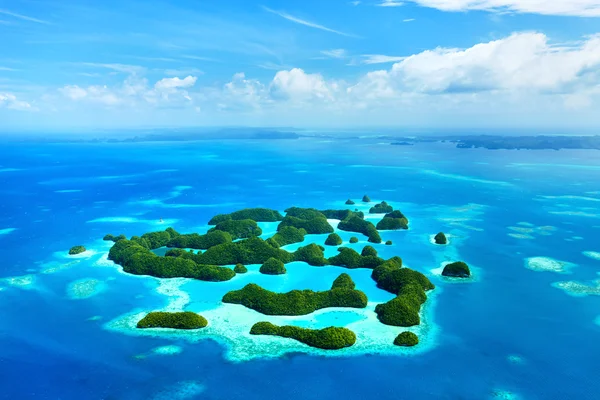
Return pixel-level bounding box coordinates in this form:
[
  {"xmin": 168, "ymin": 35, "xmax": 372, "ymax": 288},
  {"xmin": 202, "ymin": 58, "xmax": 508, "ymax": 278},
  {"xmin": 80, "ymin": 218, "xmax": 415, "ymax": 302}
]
[{"xmin": 1, "ymin": 136, "xmax": 599, "ymax": 399}]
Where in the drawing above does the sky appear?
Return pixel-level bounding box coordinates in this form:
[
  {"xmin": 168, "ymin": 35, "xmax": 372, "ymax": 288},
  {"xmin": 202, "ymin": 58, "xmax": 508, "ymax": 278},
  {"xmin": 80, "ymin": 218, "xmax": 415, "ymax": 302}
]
[{"xmin": 1, "ymin": 0, "xmax": 600, "ymax": 131}]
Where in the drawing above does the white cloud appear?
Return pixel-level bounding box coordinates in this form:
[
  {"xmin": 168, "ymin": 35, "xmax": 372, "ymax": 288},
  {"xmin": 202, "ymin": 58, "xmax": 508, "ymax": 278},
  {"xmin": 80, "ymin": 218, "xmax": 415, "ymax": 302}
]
[
  {"xmin": 0, "ymin": 8, "xmax": 49, "ymax": 24},
  {"xmin": 351, "ymin": 32, "xmax": 600, "ymax": 98},
  {"xmin": 0, "ymin": 92, "xmax": 32, "ymax": 110},
  {"xmin": 154, "ymin": 76, "xmax": 198, "ymax": 91},
  {"xmin": 360, "ymin": 54, "xmax": 406, "ymax": 64},
  {"xmin": 321, "ymin": 49, "xmax": 348, "ymax": 59},
  {"xmin": 262, "ymin": 6, "xmax": 357, "ymax": 37},
  {"xmin": 270, "ymin": 68, "xmax": 335, "ymax": 101},
  {"xmin": 378, "ymin": 1, "xmax": 405, "ymax": 7},
  {"xmin": 403, "ymin": 0, "xmax": 600, "ymax": 17}
]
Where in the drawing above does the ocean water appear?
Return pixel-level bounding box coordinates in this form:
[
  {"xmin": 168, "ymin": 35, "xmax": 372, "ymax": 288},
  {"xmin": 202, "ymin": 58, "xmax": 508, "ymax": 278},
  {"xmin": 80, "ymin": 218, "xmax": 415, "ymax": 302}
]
[{"xmin": 1, "ymin": 137, "xmax": 599, "ymax": 399}]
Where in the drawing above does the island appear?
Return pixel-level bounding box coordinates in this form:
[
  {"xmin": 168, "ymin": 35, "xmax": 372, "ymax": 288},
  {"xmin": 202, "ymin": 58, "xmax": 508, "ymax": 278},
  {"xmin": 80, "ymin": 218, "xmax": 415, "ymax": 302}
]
[
  {"xmin": 103, "ymin": 200, "xmax": 438, "ymax": 349},
  {"xmin": 345, "ymin": 199, "xmax": 355, "ymax": 205},
  {"xmin": 434, "ymin": 232, "xmax": 447, "ymax": 245},
  {"xmin": 394, "ymin": 331, "xmax": 419, "ymax": 347},
  {"xmin": 259, "ymin": 258, "xmax": 287, "ymax": 275},
  {"xmin": 234, "ymin": 263, "xmax": 248, "ymax": 274},
  {"xmin": 371, "ymin": 258, "xmax": 435, "ymax": 326},
  {"xmin": 136, "ymin": 311, "xmax": 208, "ymax": 329},
  {"xmin": 376, "ymin": 210, "xmax": 409, "ymax": 230},
  {"xmin": 362, "ymin": 195, "xmax": 371, "ymax": 202},
  {"xmin": 325, "ymin": 233, "xmax": 343, "ymax": 246},
  {"xmin": 69, "ymin": 246, "xmax": 86, "ymax": 255},
  {"xmin": 369, "ymin": 201, "xmax": 393, "ymax": 214},
  {"xmin": 386, "ymin": 240, "xmax": 393, "ymax": 245},
  {"xmin": 250, "ymin": 322, "xmax": 356, "ymax": 350},
  {"xmin": 442, "ymin": 261, "xmax": 471, "ymax": 278},
  {"xmin": 222, "ymin": 274, "xmax": 367, "ymax": 315}
]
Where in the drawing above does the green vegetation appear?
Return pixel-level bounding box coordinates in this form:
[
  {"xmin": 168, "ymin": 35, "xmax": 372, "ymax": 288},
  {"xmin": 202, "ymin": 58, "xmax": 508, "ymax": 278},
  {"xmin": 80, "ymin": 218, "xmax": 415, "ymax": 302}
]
[
  {"xmin": 68, "ymin": 245, "xmax": 86, "ymax": 255},
  {"xmin": 194, "ymin": 237, "xmax": 294, "ymax": 265},
  {"xmin": 376, "ymin": 210, "xmax": 409, "ymax": 231},
  {"xmin": 250, "ymin": 322, "xmax": 356, "ymax": 350},
  {"xmin": 209, "ymin": 219, "xmax": 262, "ymax": 240},
  {"xmin": 294, "ymin": 244, "xmax": 328, "ymax": 266},
  {"xmin": 167, "ymin": 230, "xmax": 232, "ymax": 250},
  {"xmin": 108, "ymin": 238, "xmax": 236, "ymax": 282},
  {"xmin": 369, "ymin": 201, "xmax": 393, "ymax": 214},
  {"xmin": 325, "ymin": 233, "xmax": 343, "ymax": 246},
  {"xmin": 331, "ymin": 273, "xmax": 355, "ymax": 290},
  {"xmin": 278, "ymin": 208, "xmax": 334, "ymax": 234},
  {"xmin": 234, "ymin": 263, "xmax": 248, "ymax": 274},
  {"xmin": 223, "ymin": 274, "xmax": 367, "ymax": 315},
  {"xmin": 361, "ymin": 245, "xmax": 378, "ymax": 257},
  {"xmin": 434, "ymin": 232, "xmax": 448, "ymax": 245},
  {"xmin": 349, "ymin": 237, "xmax": 359, "ymax": 244},
  {"xmin": 345, "ymin": 199, "xmax": 355, "ymax": 205},
  {"xmin": 266, "ymin": 226, "xmax": 307, "ymax": 248},
  {"xmin": 259, "ymin": 258, "xmax": 286, "ymax": 275},
  {"xmin": 321, "ymin": 209, "xmax": 364, "ymax": 220},
  {"xmin": 386, "ymin": 240, "xmax": 393, "ymax": 246},
  {"xmin": 371, "ymin": 258, "xmax": 434, "ymax": 327},
  {"xmin": 442, "ymin": 261, "xmax": 471, "ymax": 278},
  {"xmin": 208, "ymin": 208, "xmax": 283, "ymax": 225},
  {"xmin": 136, "ymin": 311, "xmax": 207, "ymax": 330},
  {"xmin": 338, "ymin": 215, "xmax": 382, "ymax": 243},
  {"xmin": 394, "ymin": 331, "xmax": 419, "ymax": 347},
  {"xmin": 362, "ymin": 195, "xmax": 371, "ymax": 202},
  {"xmin": 328, "ymin": 247, "xmax": 384, "ymax": 269},
  {"xmin": 103, "ymin": 234, "xmax": 126, "ymax": 242}
]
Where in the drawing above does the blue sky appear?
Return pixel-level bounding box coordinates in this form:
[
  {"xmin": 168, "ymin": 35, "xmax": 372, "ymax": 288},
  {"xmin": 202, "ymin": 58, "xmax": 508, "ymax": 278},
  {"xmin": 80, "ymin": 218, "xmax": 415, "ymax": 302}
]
[{"xmin": 1, "ymin": 0, "xmax": 600, "ymax": 131}]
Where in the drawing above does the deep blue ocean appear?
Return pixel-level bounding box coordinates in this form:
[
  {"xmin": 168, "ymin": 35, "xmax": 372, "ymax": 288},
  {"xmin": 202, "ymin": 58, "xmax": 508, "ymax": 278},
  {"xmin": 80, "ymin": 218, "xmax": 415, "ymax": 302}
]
[{"xmin": 1, "ymin": 136, "xmax": 599, "ymax": 400}]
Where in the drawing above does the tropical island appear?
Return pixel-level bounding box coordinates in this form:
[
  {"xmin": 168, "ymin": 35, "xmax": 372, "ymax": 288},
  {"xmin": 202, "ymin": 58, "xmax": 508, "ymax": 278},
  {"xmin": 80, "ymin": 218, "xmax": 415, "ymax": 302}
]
[
  {"xmin": 434, "ymin": 232, "xmax": 448, "ymax": 245},
  {"xmin": 442, "ymin": 262, "xmax": 471, "ymax": 278},
  {"xmin": 104, "ymin": 201, "xmax": 439, "ymax": 349},
  {"xmin": 250, "ymin": 322, "xmax": 356, "ymax": 350},
  {"xmin": 69, "ymin": 245, "xmax": 86, "ymax": 255},
  {"xmin": 136, "ymin": 311, "xmax": 208, "ymax": 329},
  {"xmin": 222, "ymin": 274, "xmax": 367, "ymax": 315}
]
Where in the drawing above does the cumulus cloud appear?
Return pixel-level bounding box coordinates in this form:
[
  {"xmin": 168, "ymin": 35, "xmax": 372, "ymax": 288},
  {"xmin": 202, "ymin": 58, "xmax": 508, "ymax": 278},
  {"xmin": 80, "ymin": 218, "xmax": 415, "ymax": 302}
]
[
  {"xmin": 270, "ymin": 68, "xmax": 335, "ymax": 101},
  {"xmin": 350, "ymin": 32, "xmax": 600, "ymax": 99},
  {"xmin": 404, "ymin": 0, "xmax": 600, "ymax": 17},
  {"xmin": 0, "ymin": 93, "xmax": 33, "ymax": 111},
  {"xmin": 155, "ymin": 76, "xmax": 198, "ymax": 91}
]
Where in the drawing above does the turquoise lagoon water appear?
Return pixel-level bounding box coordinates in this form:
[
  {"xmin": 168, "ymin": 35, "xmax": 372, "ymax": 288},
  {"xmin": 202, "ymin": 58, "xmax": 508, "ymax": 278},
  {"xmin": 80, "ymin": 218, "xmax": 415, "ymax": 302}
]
[{"xmin": 0, "ymin": 137, "xmax": 599, "ymax": 399}]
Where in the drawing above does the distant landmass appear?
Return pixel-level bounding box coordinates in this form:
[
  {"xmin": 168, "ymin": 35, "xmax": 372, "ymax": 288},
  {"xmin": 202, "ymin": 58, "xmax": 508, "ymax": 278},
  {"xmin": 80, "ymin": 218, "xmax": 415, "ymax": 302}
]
[{"xmin": 391, "ymin": 135, "xmax": 600, "ymax": 150}]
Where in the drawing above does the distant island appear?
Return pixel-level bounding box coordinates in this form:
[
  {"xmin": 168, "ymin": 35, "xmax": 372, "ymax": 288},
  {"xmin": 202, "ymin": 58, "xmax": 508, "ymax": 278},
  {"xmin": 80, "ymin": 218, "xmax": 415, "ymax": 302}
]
[
  {"xmin": 105, "ymin": 198, "xmax": 441, "ymax": 350},
  {"xmin": 391, "ymin": 135, "xmax": 600, "ymax": 151}
]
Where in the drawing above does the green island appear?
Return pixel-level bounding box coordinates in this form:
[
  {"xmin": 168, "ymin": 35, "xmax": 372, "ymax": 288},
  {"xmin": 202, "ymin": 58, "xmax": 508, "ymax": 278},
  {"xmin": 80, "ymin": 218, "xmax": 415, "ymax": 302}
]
[
  {"xmin": 209, "ymin": 208, "xmax": 283, "ymax": 224},
  {"xmin": 222, "ymin": 273, "xmax": 367, "ymax": 315},
  {"xmin": 260, "ymin": 258, "xmax": 286, "ymax": 275},
  {"xmin": 386, "ymin": 240, "xmax": 393, "ymax": 245},
  {"xmin": 325, "ymin": 233, "xmax": 343, "ymax": 246},
  {"xmin": 434, "ymin": 232, "xmax": 448, "ymax": 245},
  {"xmin": 376, "ymin": 210, "xmax": 409, "ymax": 230},
  {"xmin": 369, "ymin": 201, "xmax": 393, "ymax": 214},
  {"xmin": 371, "ymin": 257, "xmax": 435, "ymax": 326},
  {"xmin": 68, "ymin": 245, "xmax": 86, "ymax": 255},
  {"xmin": 250, "ymin": 322, "xmax": 356, "ymax": 350},
  {"xmin": 104, "ymin": 202, "xmax": 439, "ymax": 347},
  {"xmin": 394, "ymin": 331, "xmax": 419, "ymax": 347},
  {"xmin": 362, "ymin": 195, "xmax": 371, "ymax": 202},
  {"xmin": 442, "ymin": 261, "xmax": 471, "ymax": 278},
  {"xmin": 345, "ymin": 199, "xmax": 355, "ymax": 205},
  {"xmin": 136, "ymin": 311, "xmax": 208, "ymax": 329},
  {"xmin": 234, "ymin": 263, "xmax": 248, "ymax": 274}
]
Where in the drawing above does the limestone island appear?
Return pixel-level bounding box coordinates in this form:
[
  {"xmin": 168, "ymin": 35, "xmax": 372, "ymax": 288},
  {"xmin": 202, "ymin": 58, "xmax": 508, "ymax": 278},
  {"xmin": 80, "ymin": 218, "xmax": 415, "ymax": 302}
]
[
  {"xmin": 250, "ymin": 322, "xmax": 356, "ymax": 350},
  {"xmin": 434, "ymin": 232, "xmax": 448, "ymax": 245},
  {"xmin": 394, "ymin": 331, "xmax": 419, "ymax": 347},
  {"xmin": 137, "ymin": 311, "xmax": 208, "ymax": 330},
  {"xmin": 345, "ymin": 199, "xmax": 355, "ymax": 205},
  {"xmin": 68, "ymin": 245, "xmax": 86, "ymax": 255},
  {"xmin": 369, "ymin": 201, "xmax": 393, "ymax": 214},
  {"xmin": 362, "ymin": 195, "xmax": 371, "ymax": 202},
  {"xmin": 103, "ymin": 202, "xmax": 438, "ymax": 352},
  {"xmin": 222, "ymin": 273, "xmax": 367, "ymax": 315},
  {"xmin": 442, "ymin": 262, "xmax": 471, "ymax": 278},
  {"xmin": 325, "ymin": 233, "xmax": 343, "ymax": 246}
]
